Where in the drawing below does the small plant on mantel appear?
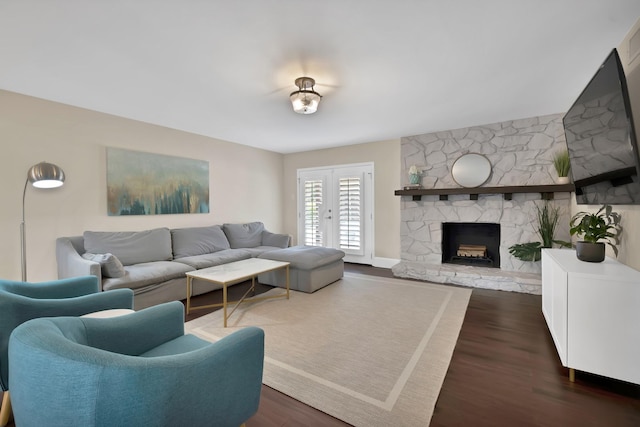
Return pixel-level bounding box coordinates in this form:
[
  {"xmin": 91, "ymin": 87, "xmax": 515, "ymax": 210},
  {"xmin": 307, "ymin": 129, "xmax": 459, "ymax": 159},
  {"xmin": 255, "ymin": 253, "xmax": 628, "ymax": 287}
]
[
  {"xmin": 553, "ymin": 149, "xmax": 571, "ymax": 179},
  {"xmin": 509, "ymin": 201, "xmax": 571, "ymax": 262}
]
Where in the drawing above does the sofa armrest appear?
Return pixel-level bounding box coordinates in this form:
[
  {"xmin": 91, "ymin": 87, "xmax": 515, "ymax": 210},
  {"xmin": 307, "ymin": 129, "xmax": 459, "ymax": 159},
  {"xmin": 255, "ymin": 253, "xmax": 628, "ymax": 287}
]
[
  {"xmin": 262, "ymin": 230, "xmax": 291, "ymax": 248},
  {"xmin": 56, "ymin": 237, "xmax": 102, "ymax": 285}
]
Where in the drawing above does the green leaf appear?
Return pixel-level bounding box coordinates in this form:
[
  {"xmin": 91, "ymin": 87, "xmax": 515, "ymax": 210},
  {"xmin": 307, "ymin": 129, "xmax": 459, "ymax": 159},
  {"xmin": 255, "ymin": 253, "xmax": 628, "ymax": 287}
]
[
  {"xmin": 569, "ymin": 204, "xmax": 621, "ymax": 255},
  {"xmin": 508, "ymin": 242, "xmax": 543, "ymax": 262}
]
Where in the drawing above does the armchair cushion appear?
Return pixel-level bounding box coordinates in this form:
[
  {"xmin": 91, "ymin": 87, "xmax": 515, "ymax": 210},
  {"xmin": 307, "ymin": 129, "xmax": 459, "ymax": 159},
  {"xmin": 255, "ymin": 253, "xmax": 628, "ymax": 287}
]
[{"xmin": 9, "ymin": 302, "xmax": 264, "ymax": 427}]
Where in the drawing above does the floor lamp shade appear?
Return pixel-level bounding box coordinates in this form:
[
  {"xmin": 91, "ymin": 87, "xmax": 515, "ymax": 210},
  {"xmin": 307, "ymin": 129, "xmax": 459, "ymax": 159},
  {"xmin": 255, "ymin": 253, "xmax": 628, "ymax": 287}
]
[
  {"xmin": 21, "ymin": 162, "xmax": 66, "ymax": 281},
  {"xmin": 27, "ymin": 162, "xmax": 66, "ymax": 188}
]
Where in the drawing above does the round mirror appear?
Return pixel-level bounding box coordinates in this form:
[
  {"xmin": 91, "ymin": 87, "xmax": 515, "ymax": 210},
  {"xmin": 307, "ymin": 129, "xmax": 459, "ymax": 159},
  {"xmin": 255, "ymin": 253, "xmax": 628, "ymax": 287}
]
[{"xmin": 451, "ymin": 153, "xmax": 492, "ymax": 188}]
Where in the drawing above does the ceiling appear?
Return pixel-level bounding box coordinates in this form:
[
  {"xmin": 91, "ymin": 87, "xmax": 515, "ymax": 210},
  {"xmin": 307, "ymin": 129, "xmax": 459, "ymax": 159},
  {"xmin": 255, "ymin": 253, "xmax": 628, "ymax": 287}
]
[{"xmin": 2, "ymin": 1, "xmax": 640, "ymax": 154}]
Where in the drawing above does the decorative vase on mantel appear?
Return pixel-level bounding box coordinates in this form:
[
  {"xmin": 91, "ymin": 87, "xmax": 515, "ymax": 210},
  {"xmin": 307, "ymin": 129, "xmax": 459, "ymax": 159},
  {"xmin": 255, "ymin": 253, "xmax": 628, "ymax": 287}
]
[
  {"xmin": 407, "ymin": 165, "xmax": 422, "ymax": 188},
  {"xmin": 575, "ymin": 241, "xmax": 606, "ymax": 263},
  {"xmin": 557, "ymin": 176, "xmax": 570, "ymax": 185}
]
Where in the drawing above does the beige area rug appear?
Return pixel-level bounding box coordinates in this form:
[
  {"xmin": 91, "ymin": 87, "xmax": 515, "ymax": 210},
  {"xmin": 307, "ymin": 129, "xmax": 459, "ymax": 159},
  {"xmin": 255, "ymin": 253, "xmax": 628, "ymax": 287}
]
[{"xmin": 185, "ymin": 272, "xmax": 471, "ymax": 427}]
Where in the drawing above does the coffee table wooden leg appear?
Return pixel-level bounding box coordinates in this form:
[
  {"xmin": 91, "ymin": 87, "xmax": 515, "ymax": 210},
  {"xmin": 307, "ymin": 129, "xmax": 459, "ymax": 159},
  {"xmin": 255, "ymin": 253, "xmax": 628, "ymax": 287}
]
[
  {"xmin": 286, "ymin": 264, "xmax": 290, "ymax": 299},
  {"xmin": 186, "ymin": 276, "xmax": 192, "ymax": 314},
  {"xmin": 223, "ymin": 282, "xmax": 228, "ymax": 328}
]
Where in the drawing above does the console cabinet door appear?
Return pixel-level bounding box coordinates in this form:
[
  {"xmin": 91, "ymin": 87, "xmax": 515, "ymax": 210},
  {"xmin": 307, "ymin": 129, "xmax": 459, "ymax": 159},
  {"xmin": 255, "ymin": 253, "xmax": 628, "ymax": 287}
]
[
  {"xmin": 567, "ymin": 275, "xmax": 640, "ymax": 384},
  {"xmin": 542, "ymin": 248, "xmax": 640, "ymax": 385},
  {"xmin": 542, "ymin": 250, "xmax": 568, "ymax": 365}
]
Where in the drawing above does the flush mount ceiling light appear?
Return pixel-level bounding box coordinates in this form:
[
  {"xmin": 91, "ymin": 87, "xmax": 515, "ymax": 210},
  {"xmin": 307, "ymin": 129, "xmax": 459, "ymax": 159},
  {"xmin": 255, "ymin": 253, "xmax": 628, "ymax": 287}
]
[{"xmin": 290, "ymin": 77, "xmax": 322, "ymax": 114}]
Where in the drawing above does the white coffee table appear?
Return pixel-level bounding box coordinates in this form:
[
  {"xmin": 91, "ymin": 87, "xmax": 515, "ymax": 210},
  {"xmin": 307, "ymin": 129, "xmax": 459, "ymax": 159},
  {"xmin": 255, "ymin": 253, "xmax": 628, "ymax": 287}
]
[{"xmin": 185, "ymin": 258, "xmax": 290, "ymax": 327}]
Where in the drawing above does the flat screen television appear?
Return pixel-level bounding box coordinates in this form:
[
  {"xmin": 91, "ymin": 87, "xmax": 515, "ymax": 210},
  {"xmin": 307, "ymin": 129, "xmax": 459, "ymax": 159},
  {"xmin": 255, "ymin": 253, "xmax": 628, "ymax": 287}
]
[{"xmin": 563, "ymin": 48, "xmax": 640, "ymax": 205}]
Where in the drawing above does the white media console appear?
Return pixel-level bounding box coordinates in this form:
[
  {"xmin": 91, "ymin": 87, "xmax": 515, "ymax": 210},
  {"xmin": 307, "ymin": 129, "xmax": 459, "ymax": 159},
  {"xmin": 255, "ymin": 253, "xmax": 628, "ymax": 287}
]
[{"xmin": 541, "ymin": 248, "xmax": 640, "ymax": 384}]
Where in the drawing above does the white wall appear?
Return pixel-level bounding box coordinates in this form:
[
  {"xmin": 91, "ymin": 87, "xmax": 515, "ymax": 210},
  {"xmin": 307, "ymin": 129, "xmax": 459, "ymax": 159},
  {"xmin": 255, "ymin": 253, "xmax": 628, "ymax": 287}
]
[
  {"xmin": 0, "ymin": 90, "xmax": 284, "ymax": 282},
  {"xmin": 283, "ymin": 140, "xmax": 401, "ymax": 266}
]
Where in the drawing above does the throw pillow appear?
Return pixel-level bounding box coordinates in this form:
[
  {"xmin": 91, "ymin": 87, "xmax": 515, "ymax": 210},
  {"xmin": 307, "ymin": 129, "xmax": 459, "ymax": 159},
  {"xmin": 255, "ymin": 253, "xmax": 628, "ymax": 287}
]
[
  {"xmin": 223, "ymin": 222, "xmax": 265, "ymax": 248},
  {"xmin": 262, "ymin": 230, "xmax": 290, "ymax": 248},
  {"xmin": 82, "ymin": 253, "xmax": 126, "ymax": 278}
]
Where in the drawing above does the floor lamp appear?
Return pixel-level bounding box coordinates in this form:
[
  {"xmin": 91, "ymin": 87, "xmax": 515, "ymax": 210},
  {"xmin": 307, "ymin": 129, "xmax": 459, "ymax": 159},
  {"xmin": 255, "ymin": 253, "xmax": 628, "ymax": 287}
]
[{"xmin": 21, "ymin": 162, "xmax": 65, "ymax": 281}]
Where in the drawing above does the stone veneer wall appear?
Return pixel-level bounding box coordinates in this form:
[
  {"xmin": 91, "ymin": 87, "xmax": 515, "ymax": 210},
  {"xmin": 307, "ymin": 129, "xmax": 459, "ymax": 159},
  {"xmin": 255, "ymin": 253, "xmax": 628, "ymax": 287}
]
[{"xmin": 394, "ymin": 114, "xmax": 573, "ymax": 294}]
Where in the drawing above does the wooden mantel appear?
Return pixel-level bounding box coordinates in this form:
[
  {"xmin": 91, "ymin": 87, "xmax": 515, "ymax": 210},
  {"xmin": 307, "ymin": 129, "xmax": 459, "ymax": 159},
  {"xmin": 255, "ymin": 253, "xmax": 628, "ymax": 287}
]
[{"xmin": 394, "ymin": 183, "xmax": 575, "ymax": 201}]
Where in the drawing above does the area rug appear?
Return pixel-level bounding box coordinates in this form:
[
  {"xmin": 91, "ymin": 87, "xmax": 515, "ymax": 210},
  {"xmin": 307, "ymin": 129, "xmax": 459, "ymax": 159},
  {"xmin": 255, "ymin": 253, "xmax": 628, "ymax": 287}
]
[{"xmin": 185, "ymin": 272, "xmax": 471, "ymax": 426}]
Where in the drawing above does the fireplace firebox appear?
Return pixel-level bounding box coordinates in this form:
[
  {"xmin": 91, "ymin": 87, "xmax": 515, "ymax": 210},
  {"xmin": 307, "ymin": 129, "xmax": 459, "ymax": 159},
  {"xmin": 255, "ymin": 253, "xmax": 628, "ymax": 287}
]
[{"xmin": 442, "ymin": 222, "xmax": 500, "ymax": 268}]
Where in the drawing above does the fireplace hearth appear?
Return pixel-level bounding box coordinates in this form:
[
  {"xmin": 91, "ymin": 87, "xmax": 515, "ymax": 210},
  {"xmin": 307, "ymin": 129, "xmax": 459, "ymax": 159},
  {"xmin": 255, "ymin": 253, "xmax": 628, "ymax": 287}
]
[{"xmin": 442, "ymin": 222, "xmax": 500, "ymax": 268}]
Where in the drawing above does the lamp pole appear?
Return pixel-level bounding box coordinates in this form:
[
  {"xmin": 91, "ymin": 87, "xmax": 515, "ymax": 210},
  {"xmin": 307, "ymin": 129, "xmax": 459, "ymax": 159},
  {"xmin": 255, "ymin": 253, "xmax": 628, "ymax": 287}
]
[
  {"xmin": 20, "ymin": 162, "xmax": 65, "ymax": 282},
  {"xmin": 21, "ymin": 179, "xmax": 29, "ymax": 281}
]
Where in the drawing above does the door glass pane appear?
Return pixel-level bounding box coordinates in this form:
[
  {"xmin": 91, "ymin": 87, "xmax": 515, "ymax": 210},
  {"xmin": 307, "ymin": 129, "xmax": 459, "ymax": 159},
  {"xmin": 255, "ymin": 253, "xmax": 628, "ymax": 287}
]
[
  {"xmin": 338, "ymin": 176, "xmax": 361, "ymax": 250},
  {"xmin": 303, "ymin": 179, "xmax": 323, "ymax": 246}
]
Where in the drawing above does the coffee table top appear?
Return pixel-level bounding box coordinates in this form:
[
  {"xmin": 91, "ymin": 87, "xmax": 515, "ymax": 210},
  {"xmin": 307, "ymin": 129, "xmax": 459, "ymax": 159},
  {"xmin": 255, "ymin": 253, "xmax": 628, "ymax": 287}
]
[{"xmin": 186, "ymin": 257, "xmax": 289, "ymax": 284}]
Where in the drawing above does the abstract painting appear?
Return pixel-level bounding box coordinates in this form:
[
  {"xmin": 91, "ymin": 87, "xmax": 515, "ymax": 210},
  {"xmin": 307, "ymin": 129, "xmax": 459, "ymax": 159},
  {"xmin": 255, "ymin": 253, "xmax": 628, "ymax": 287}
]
[{"xmin": 106, "ymin": 147, "xmax": 209, "ymax": 216}]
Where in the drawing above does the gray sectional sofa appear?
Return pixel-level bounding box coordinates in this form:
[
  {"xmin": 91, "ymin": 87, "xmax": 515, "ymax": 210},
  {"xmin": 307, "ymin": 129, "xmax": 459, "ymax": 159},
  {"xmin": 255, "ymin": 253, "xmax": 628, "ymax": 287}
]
[{"xmin": 56, "ymin": 222, "xmax": 290, "ymax": 309}]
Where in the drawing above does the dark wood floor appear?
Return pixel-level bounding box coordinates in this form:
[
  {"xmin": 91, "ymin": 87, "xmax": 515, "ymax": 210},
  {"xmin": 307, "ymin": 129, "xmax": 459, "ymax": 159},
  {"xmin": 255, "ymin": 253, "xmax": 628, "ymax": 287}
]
[
  {"xmin": 247, "ymin": 264, "xmax": 640, "ymax": 427},
  {"xmin": 4, "ymin": 264, "xmax": 639, "ymax": 426}
]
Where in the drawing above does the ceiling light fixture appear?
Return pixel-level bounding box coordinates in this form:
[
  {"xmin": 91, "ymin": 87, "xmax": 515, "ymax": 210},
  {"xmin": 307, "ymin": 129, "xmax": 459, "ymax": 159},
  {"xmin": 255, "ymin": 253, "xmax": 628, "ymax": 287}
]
[{"xmin": 290, "ymin": 77, "xmax": 322, "ymax": 114}]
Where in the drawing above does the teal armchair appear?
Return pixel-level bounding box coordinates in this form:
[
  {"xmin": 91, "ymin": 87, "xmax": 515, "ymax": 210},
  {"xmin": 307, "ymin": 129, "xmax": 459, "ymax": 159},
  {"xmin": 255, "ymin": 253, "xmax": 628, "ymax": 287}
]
[
  {"xmin": 9, "ymin": 301, "xmax": 265, "ymax": 427},
  {"xmin": 0, "ymin": 276, "xmax": 134, "ymax": 426}
]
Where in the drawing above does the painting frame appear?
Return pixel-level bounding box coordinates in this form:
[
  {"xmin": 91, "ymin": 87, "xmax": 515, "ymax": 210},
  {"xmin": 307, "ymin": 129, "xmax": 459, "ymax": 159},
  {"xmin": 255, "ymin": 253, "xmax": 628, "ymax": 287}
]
[{"xmin": 106, "ymin": 147, "xmax": 209, "ymax": 216}]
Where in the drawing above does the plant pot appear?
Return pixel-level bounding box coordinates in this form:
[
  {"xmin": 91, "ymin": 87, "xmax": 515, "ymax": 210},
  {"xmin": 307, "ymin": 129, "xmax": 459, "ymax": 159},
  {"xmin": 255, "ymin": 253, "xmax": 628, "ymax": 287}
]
[
  {"xmin": 575, "ymin": 241, "xmax": 605, "ymax": 262},
  {"xmin": 557, "ymin": 176, "xmax": 570, "ymax": 184}
]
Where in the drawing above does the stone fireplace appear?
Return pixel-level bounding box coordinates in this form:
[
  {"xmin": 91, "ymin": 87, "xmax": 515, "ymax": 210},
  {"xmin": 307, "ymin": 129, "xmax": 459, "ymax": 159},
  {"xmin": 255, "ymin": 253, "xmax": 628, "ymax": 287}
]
[{"xmin": 392, "ymin": 114, "xmax": 572, "ymax": 295}]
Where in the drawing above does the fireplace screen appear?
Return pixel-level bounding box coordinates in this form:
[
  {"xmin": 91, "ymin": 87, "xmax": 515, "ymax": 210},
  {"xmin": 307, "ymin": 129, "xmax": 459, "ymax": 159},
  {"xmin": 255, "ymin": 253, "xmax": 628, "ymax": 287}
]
[{"xmin": 441, "ymin": 223, "xmax": 500, "ymax": 268}]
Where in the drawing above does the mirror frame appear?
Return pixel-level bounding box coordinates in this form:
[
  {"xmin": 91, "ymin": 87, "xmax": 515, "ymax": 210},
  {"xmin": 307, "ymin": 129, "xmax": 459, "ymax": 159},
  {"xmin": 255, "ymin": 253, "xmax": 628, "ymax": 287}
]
[{"xmin": 451, "ymin": 153, "xmax": 492, "ymax": 188}]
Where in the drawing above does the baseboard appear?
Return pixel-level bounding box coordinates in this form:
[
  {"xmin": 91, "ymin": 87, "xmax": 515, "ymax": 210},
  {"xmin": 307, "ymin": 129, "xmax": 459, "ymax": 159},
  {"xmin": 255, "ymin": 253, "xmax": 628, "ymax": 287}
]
[{"xmin": 372, "ymin": 257, "xmax": 400, "ymax": 269}]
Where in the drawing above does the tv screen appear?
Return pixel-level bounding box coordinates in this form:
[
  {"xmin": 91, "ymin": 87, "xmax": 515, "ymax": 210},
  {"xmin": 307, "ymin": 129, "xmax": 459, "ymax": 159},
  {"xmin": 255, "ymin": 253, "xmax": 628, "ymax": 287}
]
[{"xmin": 563, "ymin": 48, "xmax": 640, "ymax": 205}]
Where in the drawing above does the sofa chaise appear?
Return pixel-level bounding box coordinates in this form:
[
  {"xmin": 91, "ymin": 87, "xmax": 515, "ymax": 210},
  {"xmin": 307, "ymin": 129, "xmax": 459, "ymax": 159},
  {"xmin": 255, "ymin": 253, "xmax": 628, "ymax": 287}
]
[{"xmin": 56, "ymin": 222, "xmax": 290, "ymax": 310}]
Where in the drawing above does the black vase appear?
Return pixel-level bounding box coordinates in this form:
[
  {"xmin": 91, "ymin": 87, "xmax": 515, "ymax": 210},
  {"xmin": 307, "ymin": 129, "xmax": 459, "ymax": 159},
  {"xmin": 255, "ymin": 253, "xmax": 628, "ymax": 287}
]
[{"xmin": 575, "ymin": 241, "xmax": 605, "ymax": 262}]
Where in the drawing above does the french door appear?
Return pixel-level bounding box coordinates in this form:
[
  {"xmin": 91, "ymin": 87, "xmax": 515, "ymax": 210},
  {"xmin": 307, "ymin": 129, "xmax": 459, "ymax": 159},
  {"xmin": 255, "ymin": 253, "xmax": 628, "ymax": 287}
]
[{"xmin": 297, "ymin": 163, "xmax": 373, "ymax": 264}]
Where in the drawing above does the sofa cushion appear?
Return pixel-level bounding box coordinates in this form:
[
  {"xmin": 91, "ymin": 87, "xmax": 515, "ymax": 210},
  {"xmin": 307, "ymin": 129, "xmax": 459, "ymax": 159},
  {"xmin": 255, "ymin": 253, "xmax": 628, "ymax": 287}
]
[
  {"xmin": 223, "ymin": 222, "xmax": 264, "ymax": 249},
  {"xmin": 173, "ymin": 249, "xmax": 252, "ymax": 270},
  {"xmin": 261, "ymin": 231, "xmax": 290, "ymax": 248},
  {"xmin": 171, "ymin": 225, "xmax": 230, "ymax": 259},
  {"xmin": 81, "ymin": 252, "xmax": 126, "ymax": 278},
  {"xmin": 258, "ymin": 246, "xmax": 345, "ymax": 270},
  {"xmin": 242, "ymin": 246, "xmax": 288, "ymax": 258},
  {"xmin": 102, "ymin": 261, "xmax": 194, "ymax": 292},
  {"xmin": 84, "ymin": 228, "xmax": 173, "ymax": 266}
]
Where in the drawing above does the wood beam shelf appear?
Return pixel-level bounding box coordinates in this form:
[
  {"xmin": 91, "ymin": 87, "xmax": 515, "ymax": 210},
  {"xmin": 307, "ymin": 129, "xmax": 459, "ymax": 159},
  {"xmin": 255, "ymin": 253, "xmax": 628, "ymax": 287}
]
[{"xmin": 394, "ymin": 184, "xmax": 575, "ymax": 201}]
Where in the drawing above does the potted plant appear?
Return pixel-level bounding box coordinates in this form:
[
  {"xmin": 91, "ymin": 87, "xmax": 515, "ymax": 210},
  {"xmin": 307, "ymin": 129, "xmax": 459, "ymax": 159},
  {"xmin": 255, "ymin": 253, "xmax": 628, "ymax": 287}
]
[
  {"xmin": 569, "ymin": 204, "xmax": 622, "ymax": 262},
  {"xmin": 553, "ymin": 149, "xmax": 571, "ymax": 184},
  {"xmin": 509, "ymin": 201, "xmax": 571, "ymax": 262}
]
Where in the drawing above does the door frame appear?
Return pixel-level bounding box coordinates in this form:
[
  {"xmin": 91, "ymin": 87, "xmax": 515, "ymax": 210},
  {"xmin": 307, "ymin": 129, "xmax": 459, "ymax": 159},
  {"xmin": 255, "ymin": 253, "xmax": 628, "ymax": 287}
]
[{"xmin": 296, "ymin": 162, "xmax": 374, "ymax": 265}]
